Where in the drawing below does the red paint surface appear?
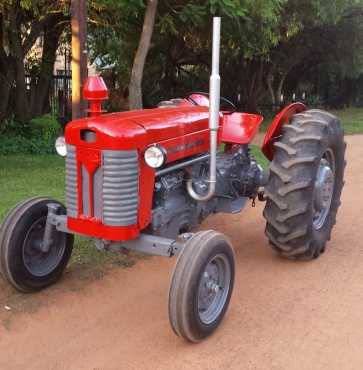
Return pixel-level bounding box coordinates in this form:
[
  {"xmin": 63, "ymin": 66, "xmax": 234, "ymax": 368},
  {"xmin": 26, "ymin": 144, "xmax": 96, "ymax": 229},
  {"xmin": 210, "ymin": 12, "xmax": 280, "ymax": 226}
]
[
  {"xmin": 67, "ymin": 217, "xmax": 140, "ymax": 241},
  {"xmin": 77, "ymin": 148, "xmax": 101, "ymax": 218},
  {"xmin": 262, "ymin": 103, "xmax": 307, "ymax": 160},
  {"xmin": 83, "ymin": 76, "xmax": 109, "ymax": 117},
  {"xmin": 83, "ymin": 76, "xmax": 109, "ymax": 101},
  {"xmin": 221, "ymin": 113, "xmax": 264, "ymax": 144},
  {"xmin": 65, "ymin": 103, "xmax": 264, "ymax": 241}
]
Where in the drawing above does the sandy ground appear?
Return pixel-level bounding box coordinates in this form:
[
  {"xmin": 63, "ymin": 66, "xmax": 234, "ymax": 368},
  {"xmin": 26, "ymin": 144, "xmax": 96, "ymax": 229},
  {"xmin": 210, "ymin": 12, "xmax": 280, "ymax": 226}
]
[{"xmin": 0, "ymin": 135, "xmax": 363, "ymax": 370}]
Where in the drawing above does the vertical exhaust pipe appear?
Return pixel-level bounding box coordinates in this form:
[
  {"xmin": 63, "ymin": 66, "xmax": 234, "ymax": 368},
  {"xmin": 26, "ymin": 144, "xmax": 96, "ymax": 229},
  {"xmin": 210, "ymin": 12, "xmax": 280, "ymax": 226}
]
[{"xmin": 187, "ymin": 17, "xmax": 221, "ymax": 201}]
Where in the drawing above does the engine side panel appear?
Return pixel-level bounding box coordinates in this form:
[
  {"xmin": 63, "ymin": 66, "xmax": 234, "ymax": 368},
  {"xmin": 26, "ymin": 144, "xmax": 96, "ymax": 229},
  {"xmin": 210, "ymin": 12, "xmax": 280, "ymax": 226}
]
[{"xmin": 150, "ymin": 146, "xmax": 261, "ymax": 239}]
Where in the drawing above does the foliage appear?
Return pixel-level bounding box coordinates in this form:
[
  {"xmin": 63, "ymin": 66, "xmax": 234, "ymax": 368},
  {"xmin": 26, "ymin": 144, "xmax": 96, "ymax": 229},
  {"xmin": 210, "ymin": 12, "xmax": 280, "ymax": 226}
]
[
  {"xmin": 0, "ymin": 0, "xmax": 70, "ymax": 124},
  {"xmin": 2, "ymin": 0, "xmax": 363, "ymax": 131},
  {"xmin": 0, "ymin": 136, "xmax": 55, "ymax": 155},
  {"xmin": 0, "ymin": 114, "xmax": 60, "ymax": 155},
  {"xmin": 88, "ymin": 0, "xmax": 363, "ymax": 112},
  {"xmin": 29, "ymin": 114, "xmax": 60, "ymax": 140}
]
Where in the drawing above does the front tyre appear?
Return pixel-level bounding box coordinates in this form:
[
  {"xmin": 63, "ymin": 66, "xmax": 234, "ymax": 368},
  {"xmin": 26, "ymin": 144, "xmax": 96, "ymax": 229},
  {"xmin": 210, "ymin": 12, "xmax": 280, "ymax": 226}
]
[
  {"xmin": 168, "ymin": 230, "xmax": 235, "ymax": 342},
  {"xmin": 263, "ymin": 109, "xmax": 346, "ymax": 260},
  {"xmin": 0, "ymin": 197, "xmax": 74, "ymax": 292}
]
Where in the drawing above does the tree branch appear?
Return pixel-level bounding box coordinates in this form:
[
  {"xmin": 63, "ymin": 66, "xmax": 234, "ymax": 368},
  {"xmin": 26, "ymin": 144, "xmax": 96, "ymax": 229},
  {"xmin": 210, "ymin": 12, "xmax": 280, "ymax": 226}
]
[{"xmin": 23, "ymin": 12, "xmax": 69, "ymax": 55}]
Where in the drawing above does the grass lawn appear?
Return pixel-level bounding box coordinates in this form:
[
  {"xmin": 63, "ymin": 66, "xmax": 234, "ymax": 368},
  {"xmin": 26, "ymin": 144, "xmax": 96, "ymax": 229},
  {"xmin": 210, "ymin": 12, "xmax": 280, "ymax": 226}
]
[
  {"xmin": 331, "ymin": 107, "xmax": 363, "ymax": 135},
  {"xmin": 0, "ymin": 155, "xmax": 135, "ymax": 271}
]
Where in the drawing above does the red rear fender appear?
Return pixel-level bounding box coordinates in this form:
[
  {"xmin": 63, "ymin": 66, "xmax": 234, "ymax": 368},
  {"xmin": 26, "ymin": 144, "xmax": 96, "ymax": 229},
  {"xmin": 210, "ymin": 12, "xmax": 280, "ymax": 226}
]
[
  {"xmin": 221, "ymin": 112, "xmax": 264, "ymax": 145},
  {"xmin": 262, "ymin": 103, "xmax": 307, "ymax": 161}
]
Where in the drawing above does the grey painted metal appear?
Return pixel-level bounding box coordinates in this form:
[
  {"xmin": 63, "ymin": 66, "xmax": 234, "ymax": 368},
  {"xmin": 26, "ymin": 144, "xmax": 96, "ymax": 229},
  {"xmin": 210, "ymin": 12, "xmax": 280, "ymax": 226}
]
[
  {"xmin": 93, "ymin": 167, "xmax": 103, "ymax": 220},
  {"xmin": 41, "ymin": 203, "xmax": 61, "ymax": 253},
  {"xmin": 65, "ymin": 145, "xmax": 78, "ymax": 218},
  {"xmin": 156, "ymin": 154, "xmax": 210, "ymax": 177},
  {"xmin": 23, "ymin": 215, "xmax": 67, "ymax": 278},
  {"xmin": 50, "ymin": 213, "xmax": 184, "ymax": 258},
  {"xmin": 313, "ymin": 149, "xmax": 335, "ymax": 230},
  {"xmin": 81, "ymin": 164, "xmax": 90, "ymax": 216},
  {"xmin": 96, "ymin": 234, "xmax": 184, "ymax": 257},
  {"xmin": 187, "ymin": 17, "xmax": 221, "ymax": 202},
  {"xmin": 50, "ymin": 214, "xmax": 70, "ymax": 234},
  {"xmin": 197, "ymin": 253, "xmax": 231, "ymax": 325},
  {"xmin": 102, "ymin": 150, "xmax": 139, "ymax": 226}
]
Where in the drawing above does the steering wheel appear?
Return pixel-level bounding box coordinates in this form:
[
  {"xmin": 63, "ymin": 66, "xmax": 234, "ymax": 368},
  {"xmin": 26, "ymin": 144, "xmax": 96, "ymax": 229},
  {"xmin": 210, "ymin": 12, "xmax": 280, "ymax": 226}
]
[{"xmin": 186, "ymin": 92, "xmax": 237, "ymax": 113}]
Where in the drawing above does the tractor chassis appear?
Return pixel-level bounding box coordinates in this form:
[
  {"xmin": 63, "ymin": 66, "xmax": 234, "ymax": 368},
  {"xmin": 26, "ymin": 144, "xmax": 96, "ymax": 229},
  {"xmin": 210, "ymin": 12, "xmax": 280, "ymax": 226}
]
[{"xmin": 46, "ymin": 203, "xmax": 185, "ymax": 258}]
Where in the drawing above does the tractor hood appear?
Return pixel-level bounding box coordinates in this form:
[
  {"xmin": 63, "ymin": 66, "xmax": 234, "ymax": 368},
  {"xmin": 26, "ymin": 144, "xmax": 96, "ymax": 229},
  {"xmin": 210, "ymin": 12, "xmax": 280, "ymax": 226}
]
[{"xmin": 65, "ymin": 106, "xmax": 210, "ymax": 151}]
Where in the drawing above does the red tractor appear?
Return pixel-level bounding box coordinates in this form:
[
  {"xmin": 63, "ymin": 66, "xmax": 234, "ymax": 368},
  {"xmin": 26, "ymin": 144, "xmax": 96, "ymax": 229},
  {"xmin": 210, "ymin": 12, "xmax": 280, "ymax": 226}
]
[{"xmin": 0, "ymin": 18, "xmax": 345, "ymax": 342}]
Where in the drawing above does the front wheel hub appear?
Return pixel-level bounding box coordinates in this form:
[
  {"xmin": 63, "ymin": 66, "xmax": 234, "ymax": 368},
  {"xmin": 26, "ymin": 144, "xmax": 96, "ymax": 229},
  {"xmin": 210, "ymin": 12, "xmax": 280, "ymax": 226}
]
[
  {"xmin": 23, "ymin": 217, "xmax": 67, "ymax": 277},
  {"xmin": 197, "ymin": 254, "xmax": 231, "ymax": 325}
]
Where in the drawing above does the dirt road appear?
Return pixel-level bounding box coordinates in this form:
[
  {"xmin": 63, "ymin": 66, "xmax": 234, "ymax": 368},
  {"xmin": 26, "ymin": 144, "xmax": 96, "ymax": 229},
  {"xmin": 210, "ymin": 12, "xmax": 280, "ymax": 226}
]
[{"xmin": 1, "ymin": 135, "xmax": 363, "ymax": 370}]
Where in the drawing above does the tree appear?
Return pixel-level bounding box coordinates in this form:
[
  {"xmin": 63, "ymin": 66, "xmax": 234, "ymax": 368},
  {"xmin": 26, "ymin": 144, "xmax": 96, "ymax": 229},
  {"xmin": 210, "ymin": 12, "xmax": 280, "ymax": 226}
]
[
  {"xmin": 265, "ymin": 0, "xmax": 363, "ymax": 108},
  {"xmin": 129, "ymin": 0, "xmax": 158, "ymax": 109},
  {"xmin": 0, "ymin": 0, "xmax": 69, "ymax": 124}
]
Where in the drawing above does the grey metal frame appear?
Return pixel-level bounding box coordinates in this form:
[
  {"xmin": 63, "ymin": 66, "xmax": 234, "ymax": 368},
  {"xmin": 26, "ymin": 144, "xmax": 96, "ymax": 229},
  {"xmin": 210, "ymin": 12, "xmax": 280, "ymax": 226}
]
[{"xmin": 46, "ymin": 205, "xmax": 185, "ymax": 258}]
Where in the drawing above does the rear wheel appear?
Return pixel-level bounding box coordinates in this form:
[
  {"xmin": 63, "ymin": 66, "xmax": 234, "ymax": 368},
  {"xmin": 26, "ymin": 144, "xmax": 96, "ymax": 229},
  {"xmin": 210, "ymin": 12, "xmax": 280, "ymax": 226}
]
[
  {"xmin": 0, "ymin": 197, "xmax": 74, "ymax": 292},
  {"xmin": 263, "ymin": 109, "xmax": 346, "ymax": 260},
  {"xmin": 168, "ymin": 230, "xmax": 235, "ymax": 342}
]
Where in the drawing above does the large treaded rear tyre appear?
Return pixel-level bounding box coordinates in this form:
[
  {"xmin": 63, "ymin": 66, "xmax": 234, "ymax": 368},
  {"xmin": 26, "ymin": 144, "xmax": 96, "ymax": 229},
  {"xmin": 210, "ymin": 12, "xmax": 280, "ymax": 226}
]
[{"xmin": 263, "ymin": 109, "xmax": 346, "ymax": 260}]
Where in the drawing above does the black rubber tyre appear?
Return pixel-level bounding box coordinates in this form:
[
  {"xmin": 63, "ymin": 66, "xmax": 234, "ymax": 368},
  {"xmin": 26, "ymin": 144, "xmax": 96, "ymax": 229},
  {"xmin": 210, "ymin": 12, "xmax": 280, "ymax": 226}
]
[
  {"xmin": 0, "ymin": 197, "xmax": 74, "ymax": 292},
  {"xmin": 168, "ymin": 230, "xmax": 235, "ymax": 342},
  {"xmin": 263, "ymin": 109, "xmax": 346, "ymax": 260}
]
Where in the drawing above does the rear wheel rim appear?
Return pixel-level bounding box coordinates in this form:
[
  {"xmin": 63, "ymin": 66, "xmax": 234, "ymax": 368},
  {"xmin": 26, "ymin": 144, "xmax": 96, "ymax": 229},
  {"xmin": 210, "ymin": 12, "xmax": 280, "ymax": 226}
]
[
  {"xmin": 22, "ymin": 216, "xmax": 67, "ymax": 277},
  {"xmin": 197, "ymin": 253, "xmax": 231, "ymax": 325},
  {"xmin": 313, "ymin": 149, "xmax": 335, "ymax": 230}
]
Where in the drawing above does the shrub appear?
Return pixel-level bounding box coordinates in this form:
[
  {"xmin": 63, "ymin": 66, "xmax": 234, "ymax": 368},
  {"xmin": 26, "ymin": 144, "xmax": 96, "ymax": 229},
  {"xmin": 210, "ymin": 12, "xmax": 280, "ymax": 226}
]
[
  {"xmin": 0, "ymin": 114, "xmax": 61, "ymax": 155},
  {"xmin": 29, "ymin": 114, "xmax": 60, "ymax": 140},
  {"xmin": 0, "ymin": 135, "xmax": 56, "ymax": 155}
]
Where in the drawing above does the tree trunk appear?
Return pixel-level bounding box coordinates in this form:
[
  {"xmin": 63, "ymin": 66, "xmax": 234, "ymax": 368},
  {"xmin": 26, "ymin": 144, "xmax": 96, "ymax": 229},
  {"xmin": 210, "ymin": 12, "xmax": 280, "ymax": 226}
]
[
  {"xmin": 0, "ymin": 62, "xmax": 15, "ymax": 124},
  {"xmin": 275, "ymin": 73, "xmax": 286, "ymax": 108},
  {"xmin": 31, "ymin": 26, "xmax": 63, "ymax": 117},
  {"xmin": 243, "ymin": 60, "xmax": 265, "ymax": 113},
  {"xmin": 129, "ymin": 0, "xmax": 158, "ymax": 110},
  {"xmin": 9, "ymin": 6, "xmax": 29, "ymax": 122},
  {"xmin": 267, "ymin": 72, "xmax": 276, "ymax": 107},
  {"xmin": 71, "ymin": 0, "xmax": 88, "ymax": 120},
  {"xmin": 266, "ymin": 70, "xmax": 287, "ymax": 110}
]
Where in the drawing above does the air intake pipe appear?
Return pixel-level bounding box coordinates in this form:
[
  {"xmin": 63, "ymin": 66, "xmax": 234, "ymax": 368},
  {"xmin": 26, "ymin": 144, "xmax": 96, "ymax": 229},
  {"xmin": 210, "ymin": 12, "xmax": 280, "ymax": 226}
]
[{"xmin": 187, "ymin": 17, "xmax": 221, "ymax": 201}]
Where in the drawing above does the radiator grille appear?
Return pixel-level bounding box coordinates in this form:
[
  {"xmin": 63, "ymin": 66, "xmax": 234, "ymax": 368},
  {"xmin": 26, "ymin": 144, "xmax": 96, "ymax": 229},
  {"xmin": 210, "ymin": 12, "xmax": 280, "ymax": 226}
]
[
  {"xmin": 102, "ymin": 150, "xmax": 139, "ymax": 226},
  {"xmin": 65, "ymin": 147, "xmax": 139, "ymax": 226},
  {"xmin": 65, "ymin": 145, "xmax": 78, "ymax": 218}
]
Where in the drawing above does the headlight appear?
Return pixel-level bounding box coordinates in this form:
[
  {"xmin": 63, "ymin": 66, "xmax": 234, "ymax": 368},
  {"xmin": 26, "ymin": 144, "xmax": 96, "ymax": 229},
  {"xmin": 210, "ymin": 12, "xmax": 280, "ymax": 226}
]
[
  {"xmin": 55, "ymin": 136, "xmax": 67, "ymax": 157},
  {"xmin": 144, "ymin": 145, "xmax": 166, "ymax": 168}
]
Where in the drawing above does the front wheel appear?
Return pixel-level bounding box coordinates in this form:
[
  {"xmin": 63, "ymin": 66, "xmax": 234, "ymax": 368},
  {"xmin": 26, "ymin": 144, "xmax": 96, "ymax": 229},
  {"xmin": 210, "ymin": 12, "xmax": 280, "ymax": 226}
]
[
  {"xmin": 168, "ymin": 230, "xmax": 235, "ymax": 342},
  {"xmin": 0, "ymin": 197, "xmax": 74, "ymax": 292},
  {"xmin": 263, "ymin": 109, "xmax": 346, "ymax": 260}
]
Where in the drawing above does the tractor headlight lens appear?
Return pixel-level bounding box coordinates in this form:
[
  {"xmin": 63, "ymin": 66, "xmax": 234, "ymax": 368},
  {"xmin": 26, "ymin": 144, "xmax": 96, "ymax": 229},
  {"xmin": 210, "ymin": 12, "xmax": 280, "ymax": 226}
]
[
  {"xmin": 144, "ymin": 145, "xmax": 166, "ymax": 168},
  {"xmin": 55, "ymin": 136, "xmax": 67, "ymax": 157}
]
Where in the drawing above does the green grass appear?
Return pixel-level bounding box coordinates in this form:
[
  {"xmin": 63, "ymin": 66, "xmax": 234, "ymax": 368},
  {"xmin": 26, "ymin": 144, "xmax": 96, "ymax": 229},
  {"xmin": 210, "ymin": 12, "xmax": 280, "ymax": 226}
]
[
  {"xmin": 0, "ymin": 155, "xmax": 135, "ymax": 270},
  {"xmin": 250, "ymin": 145, "xmax": 269, "ymax": 169},
  {"xmin": 331, "ymin": 107, "xmax": 363, "ymax": 135},
  {"xmin": 0, "ymin": 155, "xmax": 65, "ymax": 220}
]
